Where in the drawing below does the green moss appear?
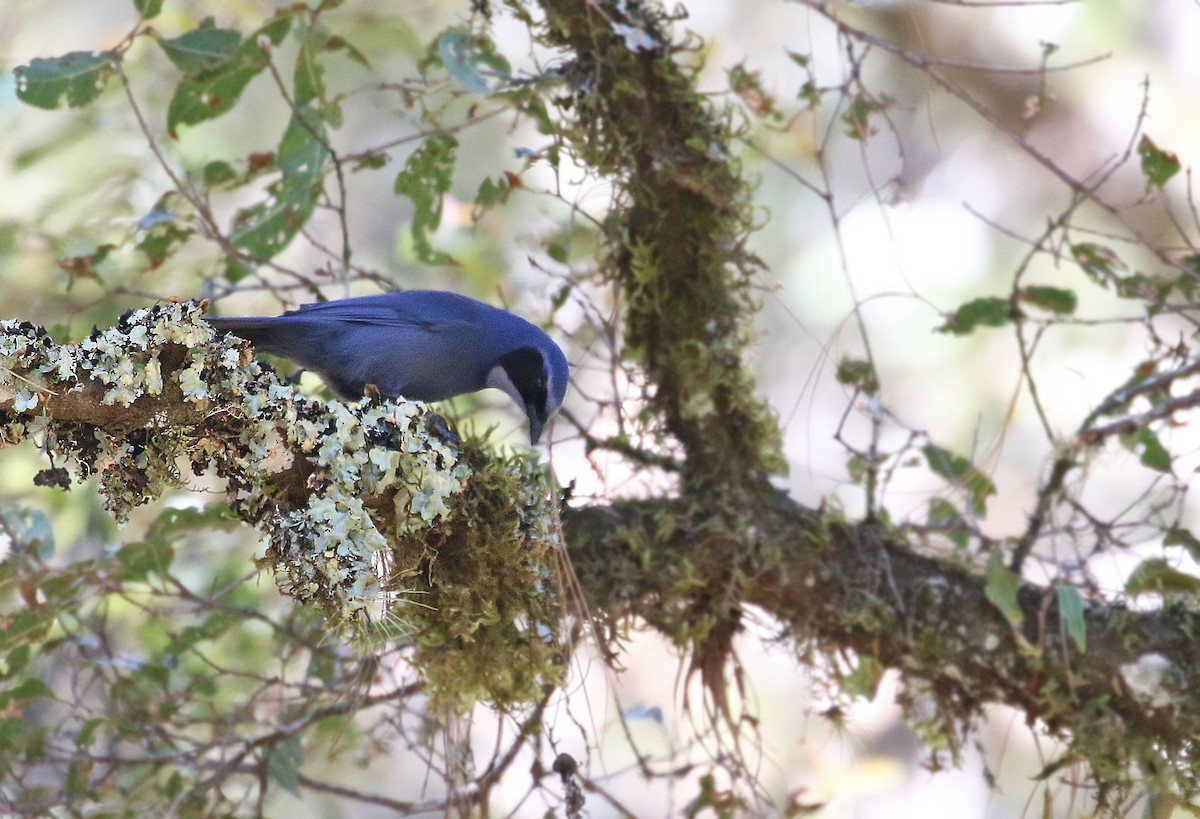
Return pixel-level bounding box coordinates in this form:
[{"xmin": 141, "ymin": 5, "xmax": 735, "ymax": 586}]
[
  {"xmin": 515, "ymin": 0, "xmax": 785, "ymax": 490},
  {"xmin": 377, "ymin": 449, "xmax": 565, "ymax": 710}
]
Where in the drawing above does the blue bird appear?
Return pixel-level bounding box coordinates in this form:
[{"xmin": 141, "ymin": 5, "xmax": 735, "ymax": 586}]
[{"xmin": 206, "ymin": 290, "xmax": 569, "ymax": 444}]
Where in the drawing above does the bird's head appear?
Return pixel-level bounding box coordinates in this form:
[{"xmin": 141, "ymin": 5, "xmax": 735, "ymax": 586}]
[{"xmin": 487, "ymin": 340, "xmax": 569, "ymax": 445}]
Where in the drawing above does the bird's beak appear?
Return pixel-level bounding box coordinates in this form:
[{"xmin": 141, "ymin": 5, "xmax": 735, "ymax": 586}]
[{"xmin": 528, "ymin": 406, "xmax": 547, "ymax": 446}]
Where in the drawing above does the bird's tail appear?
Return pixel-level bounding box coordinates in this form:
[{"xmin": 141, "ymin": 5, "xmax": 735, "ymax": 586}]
[{"xmin": 205, "ymin": 317, "xmax": 294, "ymax": 358}]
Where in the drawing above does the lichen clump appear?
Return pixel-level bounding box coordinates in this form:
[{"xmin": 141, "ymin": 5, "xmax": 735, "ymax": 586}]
[
  {"xmin": 0, "ymin": 301, "xmax": 471, "ymax": 622},
  {"xmin": 0, "ymin": 300, "xmax": 568, "ymax": 708}
]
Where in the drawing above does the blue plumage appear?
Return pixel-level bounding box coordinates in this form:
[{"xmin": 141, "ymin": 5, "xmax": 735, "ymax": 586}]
[{"xmin": 207, "ymin": 290, "xmax": 568, "ymax": 444}]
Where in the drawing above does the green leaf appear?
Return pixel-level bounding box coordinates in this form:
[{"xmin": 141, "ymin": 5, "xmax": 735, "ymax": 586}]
[
  {"xmin": 202, "ymin": 160, "xmax": 238, "ymax": 188},
  {"xmin": 1071, "ymin": 242, "xmax": 1125, "ymax": 287},
  {"xmin": 927, "ymin": 497, "xmax": 968, "ymax": 550},
  {"xmin": 551, "ymin": 285, "xmax": 571, "ymax": 311},
  {"xmin": 134, "ymin": 0, "xmax": 164, "ymax": 17},
  {"xmin": 394, "ymin": 134, "xmax": 458, "ymax": 265},
  {"xmin": 257, "ymin": 11, "xmax": 298, "ymax": 46},
  {"xmin": 1018, "ymin": 286, "xmax": 1077, "ymax": 315},
  {"xmin": 59, "ymin": 244, "xmax": 114, "ymax": 285},
  {"xmin": 229, "ymin": 109, "xmax": 328, "ymax": 266},
  {"xmin": 842, "ymin": 95, "xmax": 881, "ymax": 141},
  {"xmin": 1055, "ymin": 584, "xmax": 1086, "ymax": 654},
  {"xmin": 133, "ymin": 0, "xmax": 164, "ymax": 18},
  {"xmin": 66, "ymin": 759, "xmax": 89, "ymax": 799},
  {"xmin": 143, "ymin": 505, "xmax": 239, "ymax": 548},
  {"xmin": 0, "ymin": 678, "xmax": 51, "ymax": 708},
  {"xmin": 1165, "ymin": 527, "xmax": 1200, "ymax": 561},
  {"xmin": 937, "ymin": 296, "xmax": 1013, "ymax": 335},
  {"xmin": 435, "ymin": 28, "xmax": 511, "ymax": 96},
  {"xmin": 475, "ymin": 175, "xmax": 513, "ymax": 212},
  {"xmin": 1126, "ymin": 428, "xmax": 1172, "ymax": 474},
  {"xmin": 1138, "ymin": 135, "xmax": 1181, "ymax": 188},
  {"xmin": 522, "ymin": 97, "xmax": 555, "ymax": 135},
  {"xmin": 158, "ymin": 21, "xmax": 242, "ymax": 75},
  {"xmin": 167, "ymin": 52, "xmax": 266, "ymax": 136},
  {"xmin": 167, "ymin": 613, "xmax": 237, "ymax": 656},
  {"xmin": 137, "ymin": 662, "xmax": 171, "ymax": 689},
  {"xmin": 985, "ymin": 546, "xmax": 1024, "ymax": 629},
  {"xmin": 845, "ymin": 453, "xmax": 869, "ymax": 485},
  {"xmin": 1126, "ymin": 558, "xmax": 1200, "ymax": 597},
  {"xmin": 323, "ymin": 34, "xmax": 372, "ymax": 69},
  {"xmin": 4, "ymin": 645, "xmax": 31, "ymax": 677},
  {"xmin": 353, "ymin": 152, "xmax": 388, "ymax": 171},
  {"xmin": 922, "ymin": 443, "xmax": 997, "ymax": 516},
  {"xmin": 835, "ymin": 356, "xmax": 879, "ymax": 394},
  {"xmin": 294, "ymin": 25, "xmax": 328, "ymax": 106},
  {"xmin": 0, "ymin": 611, "xmax": 54, "ymax": 654},
  {"xmin": 164, "ymin": 14, "xmax": 293, "ymax": 136},
  {"xmin": 137, "ymin": 220, "xmax": 194, "ymax": 269},
  {"xmin": 76, "ymin": 718, "xmax": 104, "ymax": 749},
  {"xmin": 267, "ymin": 737, "xmax": 304, "ymax": 796},
  {"xmin": 14, "ymin": 51, "xmax": 116, "ymax": 109},
  {"xmin": 117, "ymin": 539, "xmax": 174, "ymax": 582}
]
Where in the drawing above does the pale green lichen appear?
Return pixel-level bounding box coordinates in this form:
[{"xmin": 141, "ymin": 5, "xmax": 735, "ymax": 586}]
[
  {"xmin": 63, "ymin": 304, "xmax": 215, "ymax": 406},
  {"xmin": 275, "ymin": 483, "xmax": 389, "ymax": 614},
  {"xmin": 0, "ymin": 301, "xmax": 474, "ymax": 624},
  {"xmin": 265, "ymin": 396, "xmax": 471, "ymax": 619}
]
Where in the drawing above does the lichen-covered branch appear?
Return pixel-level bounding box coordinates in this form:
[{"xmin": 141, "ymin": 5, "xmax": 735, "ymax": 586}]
[{"xmin": 0, "ymin": 303, "xmax": 563, "ymax": 709}]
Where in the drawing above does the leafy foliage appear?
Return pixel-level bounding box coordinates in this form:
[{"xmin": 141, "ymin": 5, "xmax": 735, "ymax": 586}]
[
  {"xmin": 937, "ymin": 296, "xmax": 1013, "ymax": 335},
  {"xmin": 393, "ymin": 134, "xmax": 459, "ymax": 265},
  {"xmin": 157, "ymin": 20, "xmax": 243, "ymax": 75},
  {"xmin": 1138, "ymin": 135, "xmax": 1181, "ymax": 188},
  {"xmin": 1056, "ymin": 584, "xmax": 1087, "ymax": 654},
  {"xmin": 985, "ymin": 545, "xmax": 1024, "ymax": 629},
  {"xmin": 14, "ymin": 52, "xmax": 116, "ymax": 109},
  {"xmin": 1017, "ymin": 285, "xmax": 1077, "ymax": 315},
  {"xmin": 435, "ymin": 28, "xmax": 512, "ymax": 96},
  {"xmin": 921, "ymin": 443, "xmax": 997, "ymax": 517}
]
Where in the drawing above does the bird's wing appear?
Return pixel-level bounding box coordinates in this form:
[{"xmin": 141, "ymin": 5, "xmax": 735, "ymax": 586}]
[{"xmin": 284, "ymin": 295, "xmax": 474, "ymax": 334}]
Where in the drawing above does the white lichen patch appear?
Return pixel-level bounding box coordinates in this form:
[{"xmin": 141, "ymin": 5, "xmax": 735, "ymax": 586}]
[
  {"xmin": 1120, "ymin": 652, "xmax": 1175, "ymax": 710},
  {"xmin": 248, "ymin": 424, "xmax": 294, "ymax": 474},
  {"xmin": 13, "ymin": 391, "xmax": 39, "ymax": 412},
  {"xmin": 0, "ymin": 300, "xmax": 473, "ymax": 624}
]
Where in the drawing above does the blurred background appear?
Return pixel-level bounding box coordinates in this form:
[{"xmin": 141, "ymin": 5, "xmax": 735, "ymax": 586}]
[{"xmin": 2, "ymin": 0, "xmax": 1198, "ymax": 815}]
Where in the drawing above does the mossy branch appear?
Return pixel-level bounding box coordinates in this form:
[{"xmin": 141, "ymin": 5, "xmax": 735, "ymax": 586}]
[
  {"xmin": 530, "ymin": 0, "xmax": 784, "ymax": 490},
  {"xmin": 564, "ymin": 494, "xmax": 1200, "ymax": 797},
  {"xmin": 519, "ymin": 0, "xmax": 1196, "ymax": 798}
]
